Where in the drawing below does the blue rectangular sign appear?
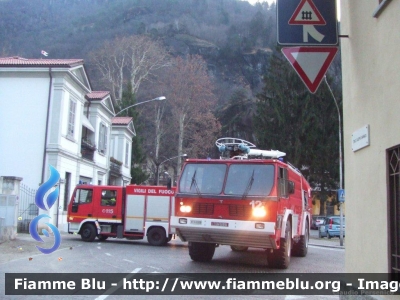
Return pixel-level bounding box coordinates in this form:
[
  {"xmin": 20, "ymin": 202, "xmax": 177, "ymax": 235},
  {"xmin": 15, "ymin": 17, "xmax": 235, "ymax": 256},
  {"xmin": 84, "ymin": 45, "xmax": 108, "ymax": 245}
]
[
  {"xmin": 338, "ymin": 189, "xmax": 345, "ymax": 203},
  {"xmin": 277, "ymin": 0, "xmax": 338, "ymax": 46}
]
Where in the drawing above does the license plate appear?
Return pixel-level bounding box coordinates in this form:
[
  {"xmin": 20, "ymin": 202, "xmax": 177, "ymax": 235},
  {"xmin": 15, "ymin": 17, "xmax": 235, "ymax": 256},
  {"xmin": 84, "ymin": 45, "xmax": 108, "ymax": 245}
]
[{"xmin": 211, "ymin": 222, "xmax": 228, "ymax": 227}]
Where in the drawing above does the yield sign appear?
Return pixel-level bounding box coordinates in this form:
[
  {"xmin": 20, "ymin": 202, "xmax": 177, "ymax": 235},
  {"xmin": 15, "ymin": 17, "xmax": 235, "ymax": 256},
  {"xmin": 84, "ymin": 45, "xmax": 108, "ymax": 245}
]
[
  {"xmin": 282, "ymin": 47, "xmax": 338, "ymax": 94},
  {"xmin": 289, "ymin": 0, "xmax": 326, "ymax": 25}
]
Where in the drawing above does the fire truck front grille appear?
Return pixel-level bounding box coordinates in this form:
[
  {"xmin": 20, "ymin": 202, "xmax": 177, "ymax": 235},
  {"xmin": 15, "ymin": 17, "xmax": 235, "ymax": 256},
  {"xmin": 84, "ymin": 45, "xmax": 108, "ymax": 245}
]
[
  {"xmin": 176, "ymin": 227, "xmax": 275, "ymax": 249},
  {"xmin": 193, "ymin": 203, "xmax": 214, "ymax": 215},
  {"xmin": 229, "ymin": 204, "xmax": 252, "ymax": 218}
]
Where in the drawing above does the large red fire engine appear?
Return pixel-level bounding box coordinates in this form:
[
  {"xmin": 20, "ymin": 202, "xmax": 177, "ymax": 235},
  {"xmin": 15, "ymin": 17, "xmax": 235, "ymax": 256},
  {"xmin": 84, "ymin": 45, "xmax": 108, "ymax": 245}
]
[
  {"xmin": 67, "ymin": 185, "xmax": 176, "ymax": 246},
  {"xmin": 170, "ymin": 138, "xmax": 312, "ymax": 269}
]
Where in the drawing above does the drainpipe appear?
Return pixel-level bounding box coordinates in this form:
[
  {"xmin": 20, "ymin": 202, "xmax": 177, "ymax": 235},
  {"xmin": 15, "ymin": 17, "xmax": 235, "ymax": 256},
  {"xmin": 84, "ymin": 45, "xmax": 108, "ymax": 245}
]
[{"xmin": 41, "ymin": 67, "xmax": 53, "ymax": 184}]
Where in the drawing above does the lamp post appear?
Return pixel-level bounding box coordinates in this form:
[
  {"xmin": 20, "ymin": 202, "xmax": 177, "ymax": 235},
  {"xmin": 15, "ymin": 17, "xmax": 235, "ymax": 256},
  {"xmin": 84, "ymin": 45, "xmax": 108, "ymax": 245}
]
[
  {"xmin": 155, "ymin": 154, "xmax": 187, "ymax": 186},
  {"xmin": 324, "ymin": 76, "xmax": 344, "ymax": 247},
  {"xmin": 115, "ymin": 96, "xmax": 166, "ymax": 116}
]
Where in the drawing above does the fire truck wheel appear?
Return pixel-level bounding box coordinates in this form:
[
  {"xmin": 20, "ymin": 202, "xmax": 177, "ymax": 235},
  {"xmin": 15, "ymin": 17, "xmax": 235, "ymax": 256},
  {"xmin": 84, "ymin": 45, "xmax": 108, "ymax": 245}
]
[
  {"xmin": 292, "ymin": 221, "xmax": 309, "ymax": 257},
  {"xmin": 189, "ymin": 242, "xmax": 215, "ymax": 262},
  {"xmin": 266, "ymin": 220, "xmax": 291, "ymax": 269},
  {"xmin": 147, "ymin": 227, "xmax": 167, "ymax": 246},
  {"xmin": 98, "ymin": 235, "xmax": 108, "ymax": 241},
  {"xmin": 230, "ymin": 245, "xmax": 248, "ymax": 252},
  {"xmin": 81, "ymin": 224, "xmax": 97, "ymax": 242}
]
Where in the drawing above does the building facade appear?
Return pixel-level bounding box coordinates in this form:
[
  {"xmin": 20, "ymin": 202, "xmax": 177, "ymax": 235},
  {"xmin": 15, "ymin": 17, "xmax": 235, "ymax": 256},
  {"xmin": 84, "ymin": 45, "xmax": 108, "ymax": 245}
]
[
  {"xmin": 340, "ymin": 0, "xmax": 400, "ymax": 273},
  {"xmin": 0, "ymin": 57, "xmax": 135, "ymax": 231}
]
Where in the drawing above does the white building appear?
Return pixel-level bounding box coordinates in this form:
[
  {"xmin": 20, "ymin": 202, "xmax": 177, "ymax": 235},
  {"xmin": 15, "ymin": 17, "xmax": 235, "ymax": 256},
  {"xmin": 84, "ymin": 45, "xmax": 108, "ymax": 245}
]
[
  {"xmin": 340, "ymin": 0, "xmax": 400, "ymax": 275},
  {"xmin": 0, "ymin": 57, "xmax": 135, "ymax": 231}
]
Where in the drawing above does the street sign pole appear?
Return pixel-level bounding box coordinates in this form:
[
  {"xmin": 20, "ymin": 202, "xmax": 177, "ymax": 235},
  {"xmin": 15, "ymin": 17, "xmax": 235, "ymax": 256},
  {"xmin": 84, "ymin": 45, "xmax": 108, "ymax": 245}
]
[{"xmin": 338, "ymin": 189, "xmax": 345, "ymax": 246}]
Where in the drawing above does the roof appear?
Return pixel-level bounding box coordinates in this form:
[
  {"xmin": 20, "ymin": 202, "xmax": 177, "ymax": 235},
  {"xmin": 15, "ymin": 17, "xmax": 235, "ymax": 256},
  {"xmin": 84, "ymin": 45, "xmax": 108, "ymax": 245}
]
[
  {"xmin": 0, "ymin": 56, "xmax": 84, "ymax": 68},
  {"xmin": 112, "ymin": 117, "xmax": 133, "ymax": 125},
  {"xmin": 85, "ymin": 91, "xmax": 110, "ymax": 100}
]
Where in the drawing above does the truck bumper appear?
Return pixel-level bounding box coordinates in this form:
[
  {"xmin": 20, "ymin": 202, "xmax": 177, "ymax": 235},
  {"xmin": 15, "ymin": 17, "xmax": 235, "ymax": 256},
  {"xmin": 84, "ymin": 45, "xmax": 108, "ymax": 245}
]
[{"xmin": 170, "ymin": 216, "xmax": 277, "ymax": 249}]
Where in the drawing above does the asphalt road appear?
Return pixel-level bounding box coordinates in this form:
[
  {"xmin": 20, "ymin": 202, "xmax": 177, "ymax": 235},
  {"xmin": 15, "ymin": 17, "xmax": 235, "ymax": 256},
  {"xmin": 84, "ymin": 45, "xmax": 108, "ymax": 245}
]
[{"xmin": 0, "ymin": 231, "xmax": 344, "ymax": 300}]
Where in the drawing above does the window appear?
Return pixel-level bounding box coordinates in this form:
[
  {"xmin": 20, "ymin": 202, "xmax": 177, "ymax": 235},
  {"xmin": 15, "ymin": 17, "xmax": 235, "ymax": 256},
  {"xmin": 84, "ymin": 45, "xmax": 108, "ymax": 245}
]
[
  {"xmin": 73, "ymin": 189, "xmax": 93, "ymax": 204},
  {"xmin": 224, "ymin": 164, "xmax": 275, "ymax": 197},
  {"xmin": 125, "ymin": 142, "xmax": 130, "ymax": 166},
  {"xmin": 98, "ymin": 123, "xmax": 108, "ymax": 154},
  {"xmin": 179, "ymin": 163, "xmax": 227, "ymax": 194},
  {"xmin": 388, "ymin": 145, "xmax": 400, "ymax": 273},
  {"xmin": 101, "ymin": 190, "xmax": 117, "ymax": 206},
  {"xmin": 68, "ymin": 99, "xmax": 76, "ymax": 138},
  {"xmin": 373, "ymin": 0, "xmax": 392, "ymax": 17},
  {"xmin": 279, "ymin": 167, "xmax": 289, "ymax": 198},
  {"xmin": 63, "ymin": 172, "xmax": 71, "ymax": 211}
]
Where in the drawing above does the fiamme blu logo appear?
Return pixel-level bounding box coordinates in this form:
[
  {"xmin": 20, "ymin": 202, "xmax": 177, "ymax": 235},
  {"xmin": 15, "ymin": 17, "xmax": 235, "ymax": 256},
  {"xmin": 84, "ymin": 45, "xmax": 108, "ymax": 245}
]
[{"xmin": 29, "ymin": 165, "xmax": 62, "ymax": 254}]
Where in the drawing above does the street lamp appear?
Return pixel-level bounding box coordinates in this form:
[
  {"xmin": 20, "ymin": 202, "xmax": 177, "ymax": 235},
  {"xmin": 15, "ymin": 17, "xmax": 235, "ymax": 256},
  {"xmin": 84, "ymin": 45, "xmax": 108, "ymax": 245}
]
[
  {"xmin": 324, "ymin": 76, "xmax": 344, "ymax": 246},
  {"xmin": 155, "ymin": 154, "xmax": 187, "ymax": 186},
  {"xmin": 115, "ymin": 96, "xmax": 166, "ymax": 116}
]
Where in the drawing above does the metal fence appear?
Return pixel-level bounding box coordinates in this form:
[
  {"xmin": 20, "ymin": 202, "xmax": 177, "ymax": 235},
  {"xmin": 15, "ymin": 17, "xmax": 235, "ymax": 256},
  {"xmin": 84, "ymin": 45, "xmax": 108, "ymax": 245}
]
[{"xmin": 17, "ymin": 183, "xmax": 37, "ymax": 233}]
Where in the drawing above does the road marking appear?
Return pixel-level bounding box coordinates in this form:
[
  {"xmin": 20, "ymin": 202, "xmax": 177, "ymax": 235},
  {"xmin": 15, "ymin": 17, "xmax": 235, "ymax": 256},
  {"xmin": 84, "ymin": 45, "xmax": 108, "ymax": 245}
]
[
  {"xmin": 105, "ymin": 253, "xmax": 111, "ymax": 256},
  {"xmin": 95, "ymin": 268, "xmax": 142, "ymax": 300},
  {"xmin": 123, "ymin": 259, "xmax": 135, "ymax": 263},
  {"xmin": 309, "ymin": 245, "xmax": 344, "ymax": 251}
]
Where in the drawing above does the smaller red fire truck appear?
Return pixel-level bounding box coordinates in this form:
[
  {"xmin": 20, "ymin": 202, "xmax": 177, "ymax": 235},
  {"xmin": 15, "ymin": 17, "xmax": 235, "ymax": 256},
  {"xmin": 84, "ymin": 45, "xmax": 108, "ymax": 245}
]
[
  {"xmin": 67, "ymin": 185, "xmax": 176, "ymax": 246},
  {"xmin": 170, "ymin": 138, "xmax": 312, "ymax": 269}
]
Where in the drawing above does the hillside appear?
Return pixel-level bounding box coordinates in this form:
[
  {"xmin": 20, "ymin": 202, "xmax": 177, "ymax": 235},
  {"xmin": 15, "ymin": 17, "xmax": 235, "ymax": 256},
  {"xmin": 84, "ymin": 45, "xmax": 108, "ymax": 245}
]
[{"xmin": 0, "ymin": 0, "xmax": 277, "ymax": 101}]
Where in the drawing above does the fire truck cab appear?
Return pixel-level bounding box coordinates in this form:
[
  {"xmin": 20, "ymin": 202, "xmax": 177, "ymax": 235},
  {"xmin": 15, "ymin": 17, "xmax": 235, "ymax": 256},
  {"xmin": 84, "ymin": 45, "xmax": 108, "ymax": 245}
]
[
  {"xmin": 67, "ymin": 184, "xmax": 176, "ymax": 246},
  {"xmin": 170, "ymin": 138, "xmax": 312, "ymax": 269}
]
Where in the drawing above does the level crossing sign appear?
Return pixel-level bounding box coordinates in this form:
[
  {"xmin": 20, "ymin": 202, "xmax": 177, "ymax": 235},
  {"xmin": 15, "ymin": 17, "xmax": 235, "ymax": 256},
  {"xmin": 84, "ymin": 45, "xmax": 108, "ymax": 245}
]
[{"xmin": 277, "ymin": 0, "xmax": 338, "ymax": 46}]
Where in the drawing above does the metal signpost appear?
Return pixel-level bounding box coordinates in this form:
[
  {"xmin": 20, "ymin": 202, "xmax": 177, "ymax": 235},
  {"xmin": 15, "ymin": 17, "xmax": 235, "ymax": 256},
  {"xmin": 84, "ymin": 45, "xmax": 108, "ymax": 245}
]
[
  {"xmin": 277, "ymin": 0, "xmax": 338, "ymax": 94},
  {"xmin": 338, "ymin": 189, "xmax": 345, "ymax": 246}
]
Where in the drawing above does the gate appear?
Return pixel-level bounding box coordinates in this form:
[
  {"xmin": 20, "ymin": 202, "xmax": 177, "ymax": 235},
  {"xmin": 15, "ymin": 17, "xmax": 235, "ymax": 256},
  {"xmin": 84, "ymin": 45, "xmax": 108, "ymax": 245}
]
[{"xmin": 17, "ymin": 183, "xmax": 37, "ymax": 233}]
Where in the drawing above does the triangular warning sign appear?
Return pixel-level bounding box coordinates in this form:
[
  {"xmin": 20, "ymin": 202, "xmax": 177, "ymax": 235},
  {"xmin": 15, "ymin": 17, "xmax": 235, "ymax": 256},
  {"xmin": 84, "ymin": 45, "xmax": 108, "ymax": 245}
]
[
  {"xmin": 289, "ymin": 0, "xmax": 326, "ymax": 25},
  {"xmin": 282, "ymin": 47, "xmax": 338, "ymax": 94}
]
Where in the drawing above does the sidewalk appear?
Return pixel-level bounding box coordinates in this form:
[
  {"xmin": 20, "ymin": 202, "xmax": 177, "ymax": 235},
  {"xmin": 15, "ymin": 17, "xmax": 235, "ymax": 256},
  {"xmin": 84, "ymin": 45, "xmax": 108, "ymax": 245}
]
[{"xmin": 309, "ymin": 236, "xmax": 345, "ymax": 249}]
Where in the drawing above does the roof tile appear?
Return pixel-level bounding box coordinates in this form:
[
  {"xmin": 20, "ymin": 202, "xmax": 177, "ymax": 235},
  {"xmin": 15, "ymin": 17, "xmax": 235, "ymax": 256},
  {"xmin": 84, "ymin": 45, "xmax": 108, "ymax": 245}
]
[
  {"xmin": 0, "ymin": 56, "xmax": 83, "ymax": 67},
  {"xmin": 112, "ymin": 117, "xmax": 133, "ymax": 125},
  {"xmin": 85, "ymin": 91, "xmax": 110, "ymax": 100}
]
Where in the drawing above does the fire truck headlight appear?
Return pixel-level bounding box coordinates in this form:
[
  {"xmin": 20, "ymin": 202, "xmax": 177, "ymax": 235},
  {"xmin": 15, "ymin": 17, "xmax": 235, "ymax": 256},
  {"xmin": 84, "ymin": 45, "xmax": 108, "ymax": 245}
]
[
  {"xmin": 179, "ymin": 218, "xmax": 187, "ymax": 224},
  {"xmin": 252, "ymin": 206, "xmax": 266, "ymax": 218},
  {"xmin": 180, "ymin": 205, "xmax": 192, "ymax": 213}
]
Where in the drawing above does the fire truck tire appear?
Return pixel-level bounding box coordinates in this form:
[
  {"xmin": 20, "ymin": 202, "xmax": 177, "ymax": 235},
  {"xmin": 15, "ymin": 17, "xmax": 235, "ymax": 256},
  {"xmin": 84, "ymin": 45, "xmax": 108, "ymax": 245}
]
[
  {"xmin": 98, "ymin": 235, "xmax": 108, "ymax": 241},
  {"xmin": 292, "ymin": 221, "xmax": 309, "ymax": 257},
  {"xmin": 147, "ymin": 227, "xmax": 167, "ymax": 246},
  {"xmin": 81, "ymin": 224, "xmax": 97, "ymax": 242},
  {"xmin": 230, "ymin": 245, "xmax": 248, "ymax": 252},
  {"xmin": 266, "ymin": 220, "xmax": 291, "ymax": 269},
  {"xmin": 189, "ymin": 242, "xmax": 215, "ymax": 262},
  {"xmin": 167, "ymin": 234, "xmax": 173, "ymax": 242}
]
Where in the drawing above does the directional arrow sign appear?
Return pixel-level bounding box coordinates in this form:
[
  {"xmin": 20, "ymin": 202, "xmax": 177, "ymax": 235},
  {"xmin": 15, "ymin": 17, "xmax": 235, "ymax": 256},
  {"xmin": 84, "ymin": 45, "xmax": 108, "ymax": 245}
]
[
  {"xmin": 281, "ymin": 47, "xmax": 338, "ymax": 93},
  {"xmin": 277, "ymin": 0, "xmax": 338, "ymax": 46}
]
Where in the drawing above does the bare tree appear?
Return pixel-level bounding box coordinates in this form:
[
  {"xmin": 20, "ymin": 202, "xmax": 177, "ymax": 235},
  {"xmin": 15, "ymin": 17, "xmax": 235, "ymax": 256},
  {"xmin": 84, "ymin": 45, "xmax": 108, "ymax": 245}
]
[
  {"xmin": 90, "ymin": 35, "xmax": 170, "ymax": 101},
  {"xmin": 161, "ymin": 55, "xmax": 221, "ymax": 172}
]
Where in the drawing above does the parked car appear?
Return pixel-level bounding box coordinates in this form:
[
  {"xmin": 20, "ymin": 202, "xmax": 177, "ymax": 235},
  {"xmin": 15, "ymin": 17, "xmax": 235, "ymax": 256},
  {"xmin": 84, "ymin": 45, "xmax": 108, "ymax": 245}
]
[
  {"xmin": 311, "ymin": 216, "xmax": 326, "ymax": 230},
  {"xmin": 319, "ymin": 216, "xmax": 345, "ymax": 238}
]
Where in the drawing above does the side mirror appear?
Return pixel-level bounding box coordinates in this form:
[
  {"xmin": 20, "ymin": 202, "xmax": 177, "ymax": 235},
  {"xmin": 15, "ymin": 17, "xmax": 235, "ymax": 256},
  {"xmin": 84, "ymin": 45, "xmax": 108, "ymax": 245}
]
[
  {"xmin": 288, "ymin": 181, "xmax": 295, "ymax": 194},
  {"xmin": 166, "ymin": 177, "xmax": 172, "ymax": 190}
]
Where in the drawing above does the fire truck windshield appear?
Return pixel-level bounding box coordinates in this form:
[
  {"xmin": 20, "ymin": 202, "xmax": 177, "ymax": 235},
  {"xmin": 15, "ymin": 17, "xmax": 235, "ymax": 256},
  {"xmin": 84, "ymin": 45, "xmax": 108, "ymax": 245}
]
[{"xmin": 179, "ymin": 163, "xmax": 275, "ymax": 197}]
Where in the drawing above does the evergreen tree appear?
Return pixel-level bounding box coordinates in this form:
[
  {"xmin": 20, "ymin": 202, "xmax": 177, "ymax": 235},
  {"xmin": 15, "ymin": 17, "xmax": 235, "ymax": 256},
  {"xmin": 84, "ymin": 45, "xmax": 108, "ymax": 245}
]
[
  {"xmin": 119, "ymin": 82, "xmax": 149, "ymax": 184},
  {"xmin": 254, "ymin": 51, "xmax": 341, "ymax": 207}
]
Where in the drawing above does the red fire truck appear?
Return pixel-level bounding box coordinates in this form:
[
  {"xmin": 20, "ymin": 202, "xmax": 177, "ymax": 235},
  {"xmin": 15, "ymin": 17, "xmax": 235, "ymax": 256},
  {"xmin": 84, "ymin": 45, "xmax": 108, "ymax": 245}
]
[
  {"xmin": 67, "ymin": 185, "xmax": 176, "ymax": 246},
  {"xmin": 170, "ymin": 138, "xmax": 312, "ymax": 268}
]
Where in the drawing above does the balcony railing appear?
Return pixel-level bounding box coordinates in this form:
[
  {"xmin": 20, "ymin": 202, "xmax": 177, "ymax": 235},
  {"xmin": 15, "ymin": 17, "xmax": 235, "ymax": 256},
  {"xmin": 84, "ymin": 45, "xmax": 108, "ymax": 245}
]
[
  {"xmin": 110, "ymin": 157, "xmax": 122, "ymax": 175},
  {"xmin": 81, "ymin": 138, "xmax": 96, "ymax": 161}
]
